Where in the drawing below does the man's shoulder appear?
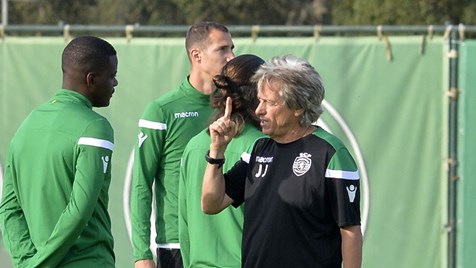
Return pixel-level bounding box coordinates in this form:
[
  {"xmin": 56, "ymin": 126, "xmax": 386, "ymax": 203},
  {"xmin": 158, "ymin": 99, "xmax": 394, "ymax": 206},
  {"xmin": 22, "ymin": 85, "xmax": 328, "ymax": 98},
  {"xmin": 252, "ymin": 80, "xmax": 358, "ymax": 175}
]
[
  {"xmin": 144, "ymin": 88, "xmax": 195, "ymax": 115},
  {"xmin": 73, "ymin": 110, "xmax": 114, "ymax": 140},
  {"xmin": 74, "ymin": 106, "xmax": 112, "ymax": 128},
  {"xmin": 14, "ymin": 104, "xmax": 113, "ymax": 145},
  {"xmin": 150, "ymin": 77, "xmax": 196, "ymax": 105},
  {"xmin": 51, "ymin": 99, "xmax": 113, "ymax": 135},
  {"xmin": 149, "ymin": 88, "xmax": 181, "ymax": 105},
  {"xmin": 32, "ymin": 100, "xmax": 111, "ymax": 127},
  {"xmin": 253, "ymin": 135, "xmax": 272, "ymax": 146},
  {"xmin": 311, "ymin": 127, "xmax": 346, "ymax": 151}
]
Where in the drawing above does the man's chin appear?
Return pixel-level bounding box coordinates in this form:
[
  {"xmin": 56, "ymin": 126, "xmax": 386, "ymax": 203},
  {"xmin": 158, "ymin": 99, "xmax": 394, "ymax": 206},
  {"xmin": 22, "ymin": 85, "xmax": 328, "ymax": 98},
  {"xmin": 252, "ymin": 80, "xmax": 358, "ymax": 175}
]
[{"xmin": 95, "ymin": 101, "xmax": 110, "ymax": 108}]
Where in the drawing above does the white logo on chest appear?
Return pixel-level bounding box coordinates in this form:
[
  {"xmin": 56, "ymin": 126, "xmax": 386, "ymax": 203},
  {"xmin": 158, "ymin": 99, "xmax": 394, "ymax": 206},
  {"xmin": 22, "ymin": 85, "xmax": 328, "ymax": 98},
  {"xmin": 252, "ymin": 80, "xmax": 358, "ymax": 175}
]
[
  {"xmin": 254, "ymin": 164, "xmax": 269, "ymax": 178},
  {"xmin": 254, "ymin": 156, "xmax": 273, "ymax": 178},
  {"xmin": 292, "ymin": 152, "xmax": 312, "ymax": 176}
]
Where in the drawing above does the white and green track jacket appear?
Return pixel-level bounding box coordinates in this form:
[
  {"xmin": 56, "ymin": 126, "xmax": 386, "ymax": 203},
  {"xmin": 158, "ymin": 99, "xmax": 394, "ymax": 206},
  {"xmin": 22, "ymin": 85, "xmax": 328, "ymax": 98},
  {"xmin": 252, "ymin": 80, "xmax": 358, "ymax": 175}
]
[
  {"xmin": 131, "ymin": 77, "xmax": 213, "ymax": 261},
  {"xmin": 0, "ymin": 89, "xmax": 115, "ymax": 268}
]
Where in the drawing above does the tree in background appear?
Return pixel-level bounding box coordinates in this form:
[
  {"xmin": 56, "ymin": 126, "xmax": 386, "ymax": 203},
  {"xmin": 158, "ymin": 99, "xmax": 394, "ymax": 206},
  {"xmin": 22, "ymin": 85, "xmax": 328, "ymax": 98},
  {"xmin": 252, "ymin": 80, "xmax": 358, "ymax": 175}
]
[
  {"xmin": 5, "ymin": 0, "xmax": 169, "ymax": 24},
  {"xmin": 331, "ymin": 0, "xmax": 474, "ymax": 25},
  {"xmin": 171, "ymin": 0, "xmax": 330, "ymax": 25},
  {"xmin": 4, "ymin": 0, "xmax": 475, "ymax": 27},
  {"xmin": 4, "ymin": 0, "xmax": 330, "ymax": 26}
]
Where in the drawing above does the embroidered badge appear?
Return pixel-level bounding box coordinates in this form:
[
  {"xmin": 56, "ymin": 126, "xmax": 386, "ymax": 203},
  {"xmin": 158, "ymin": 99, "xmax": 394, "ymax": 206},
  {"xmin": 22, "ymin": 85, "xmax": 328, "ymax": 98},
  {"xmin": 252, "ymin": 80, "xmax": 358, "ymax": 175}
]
[{"xmin": 292, "ymin": 152, "xmax": 312, "ymax": 176}]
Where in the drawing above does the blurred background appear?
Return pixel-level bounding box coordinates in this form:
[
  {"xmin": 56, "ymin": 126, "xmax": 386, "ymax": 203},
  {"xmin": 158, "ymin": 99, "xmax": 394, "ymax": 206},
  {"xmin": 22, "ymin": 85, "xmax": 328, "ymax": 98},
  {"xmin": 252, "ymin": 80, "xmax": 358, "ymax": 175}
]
[
  {"xmin": 1, "ymin": 1, "xmax": 476, "ymax": 268},
  {"xmin": 2, "ymin": 0, "xmax": 476, "ymax": 28}
]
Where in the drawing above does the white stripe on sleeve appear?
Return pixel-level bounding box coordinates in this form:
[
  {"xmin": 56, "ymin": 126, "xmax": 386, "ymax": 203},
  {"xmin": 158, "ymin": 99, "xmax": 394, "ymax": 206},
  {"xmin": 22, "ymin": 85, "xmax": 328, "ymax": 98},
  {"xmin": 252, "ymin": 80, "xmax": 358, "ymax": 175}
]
[
  {"xmin": 241, "ymin": 152, "xmax": 251, "ymax": 163},
  {"xmin": 139, "ymin": 119, "xmax": 167, "ymax": 130},
  {"xmin": 78, "ymin": 137, "xmax": 114, "ymax": 151},
  {"xmin": 325, "ymin": 169, "xmax": 359, "ymax": 180}
]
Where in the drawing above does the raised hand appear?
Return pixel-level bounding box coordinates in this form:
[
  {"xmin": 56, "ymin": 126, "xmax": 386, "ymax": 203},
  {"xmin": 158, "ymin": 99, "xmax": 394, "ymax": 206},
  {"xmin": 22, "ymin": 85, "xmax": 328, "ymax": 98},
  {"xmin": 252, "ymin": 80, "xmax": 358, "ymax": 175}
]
[{"xmin": 209, "ymin": 97, "xmax": 237, "ymax": 153}]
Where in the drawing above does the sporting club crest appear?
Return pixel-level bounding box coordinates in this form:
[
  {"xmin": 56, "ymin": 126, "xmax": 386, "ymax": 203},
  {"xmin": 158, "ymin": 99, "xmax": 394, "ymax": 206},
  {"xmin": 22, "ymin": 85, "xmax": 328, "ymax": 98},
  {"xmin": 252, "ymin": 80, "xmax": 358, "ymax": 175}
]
[{"xmin": 292, "ymin": 152, "xmax": 312, "ymax": 176}]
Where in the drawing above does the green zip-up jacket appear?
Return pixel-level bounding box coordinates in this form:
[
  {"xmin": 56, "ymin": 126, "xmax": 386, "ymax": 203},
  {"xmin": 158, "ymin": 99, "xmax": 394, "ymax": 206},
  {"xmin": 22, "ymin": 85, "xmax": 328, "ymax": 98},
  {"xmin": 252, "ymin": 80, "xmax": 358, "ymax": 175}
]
[
  {"xmin": 178, "ymin": 124, "xmax": 264, "ymax": 268},
  {"xmin": 0, "ymin": 89, "xmax": 115, "ymax": 268},
  {"xmin": 131, "ymin": 77, "xmax": 213, "ymax": 261}
]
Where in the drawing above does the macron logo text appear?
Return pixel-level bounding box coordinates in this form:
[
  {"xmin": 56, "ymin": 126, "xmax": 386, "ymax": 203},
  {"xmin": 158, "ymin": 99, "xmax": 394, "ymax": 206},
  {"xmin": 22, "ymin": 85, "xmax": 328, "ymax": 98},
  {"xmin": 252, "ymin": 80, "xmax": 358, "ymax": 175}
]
[
  {"xmin": 256, "ymin": 156, "xmax": 273, "ymax": 163},
  {"xmin": 174, "ymin": 111, "xmax": 199, "ymax": 118}
]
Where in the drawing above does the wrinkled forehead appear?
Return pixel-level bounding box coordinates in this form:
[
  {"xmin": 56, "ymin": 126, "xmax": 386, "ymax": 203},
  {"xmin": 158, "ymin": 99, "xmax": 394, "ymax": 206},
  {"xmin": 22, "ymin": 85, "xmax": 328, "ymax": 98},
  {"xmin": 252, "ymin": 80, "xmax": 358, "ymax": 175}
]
[{"xmin": 258, "ymin": 78, "xmax": 283, "ymax": 96}]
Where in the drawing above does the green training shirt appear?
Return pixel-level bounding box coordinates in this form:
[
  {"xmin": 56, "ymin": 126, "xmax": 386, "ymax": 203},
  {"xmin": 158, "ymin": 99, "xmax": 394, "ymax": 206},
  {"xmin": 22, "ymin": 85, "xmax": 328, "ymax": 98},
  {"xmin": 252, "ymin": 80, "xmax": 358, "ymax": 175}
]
[
  {"xmin": 0, "ymin": 89, "xmax": 115, "ymax": 268},
  {"xmin": 178, "ymin": 124, "xmax": 264, "ymax": 268},
  {"xmin": 131, "ymin": 77, "xmax": 214, "ymax": 261}
]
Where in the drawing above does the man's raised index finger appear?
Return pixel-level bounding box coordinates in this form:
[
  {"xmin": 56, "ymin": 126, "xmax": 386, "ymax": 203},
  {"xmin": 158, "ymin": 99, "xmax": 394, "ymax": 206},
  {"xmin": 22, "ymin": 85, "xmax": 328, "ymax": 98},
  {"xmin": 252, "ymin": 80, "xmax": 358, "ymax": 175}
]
[{"xmin": 224, "ymin": 97, "xmax": 232, "ymax": 119}]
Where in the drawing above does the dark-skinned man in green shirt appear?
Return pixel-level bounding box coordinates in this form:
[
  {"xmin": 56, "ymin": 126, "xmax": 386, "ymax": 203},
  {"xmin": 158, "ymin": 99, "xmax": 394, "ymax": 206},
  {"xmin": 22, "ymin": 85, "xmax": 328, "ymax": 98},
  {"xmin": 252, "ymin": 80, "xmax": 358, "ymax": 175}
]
[{"xmin": 0, "ymin": 35, "xmax": 118, "ymax": 268}]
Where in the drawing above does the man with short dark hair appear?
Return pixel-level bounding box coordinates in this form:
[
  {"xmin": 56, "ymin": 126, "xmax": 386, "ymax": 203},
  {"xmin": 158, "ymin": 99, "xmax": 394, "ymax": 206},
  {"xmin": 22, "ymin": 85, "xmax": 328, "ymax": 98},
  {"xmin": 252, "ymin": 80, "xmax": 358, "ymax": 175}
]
[
  {"xmin": 131, "ymin": 22, "xmax": 235, "ymax": 268},
  {"xmin": 0, "ymin": 35, "xmax": 118, "ymax": 267}
]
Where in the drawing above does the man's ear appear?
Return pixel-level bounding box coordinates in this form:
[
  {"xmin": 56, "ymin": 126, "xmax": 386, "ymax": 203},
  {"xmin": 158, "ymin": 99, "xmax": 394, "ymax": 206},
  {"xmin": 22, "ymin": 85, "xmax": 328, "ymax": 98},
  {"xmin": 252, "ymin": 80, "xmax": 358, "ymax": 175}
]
[
  {"xmin": 190, "ymin": 49, "xmax": 201, "ymax": 63},
  {"xmin": 294, "ymin": 108, "xmax": 304, "ymax": 117},
  {"xmin": 86, "ymin": 72, "xmax": 95, "ymax": 88}
]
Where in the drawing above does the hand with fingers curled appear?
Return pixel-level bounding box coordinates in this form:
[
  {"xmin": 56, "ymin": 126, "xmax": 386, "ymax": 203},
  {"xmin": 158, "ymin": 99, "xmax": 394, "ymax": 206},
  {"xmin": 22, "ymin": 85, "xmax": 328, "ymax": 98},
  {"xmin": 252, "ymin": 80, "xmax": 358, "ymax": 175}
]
[{"xmin": 209, "ymin": 97, "xmax": 238, "ymax": 154}]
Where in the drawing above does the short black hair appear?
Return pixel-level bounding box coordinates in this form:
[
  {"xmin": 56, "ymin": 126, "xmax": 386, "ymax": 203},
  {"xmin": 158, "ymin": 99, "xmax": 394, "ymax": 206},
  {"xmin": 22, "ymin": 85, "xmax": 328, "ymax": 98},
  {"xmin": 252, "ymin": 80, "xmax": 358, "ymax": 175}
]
[{"xmin": 62, "ymin": 36, "xmax": 117, "ymax": 74}]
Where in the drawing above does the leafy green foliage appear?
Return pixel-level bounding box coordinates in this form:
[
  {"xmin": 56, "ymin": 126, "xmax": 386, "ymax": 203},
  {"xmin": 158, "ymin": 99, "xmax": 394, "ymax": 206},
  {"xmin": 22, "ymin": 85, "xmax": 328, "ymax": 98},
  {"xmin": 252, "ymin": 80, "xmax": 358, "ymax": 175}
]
[{"xmin": 4, "ymin": 0, "xmax": 476, "ymax": 27}]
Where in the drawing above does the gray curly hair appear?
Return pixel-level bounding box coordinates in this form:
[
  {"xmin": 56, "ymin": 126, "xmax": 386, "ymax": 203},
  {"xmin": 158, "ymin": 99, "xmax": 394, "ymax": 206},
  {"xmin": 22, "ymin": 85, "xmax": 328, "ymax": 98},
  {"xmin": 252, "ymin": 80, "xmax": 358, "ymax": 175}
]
[{"xmin": 252, "ymin": 55, "xmax": 325, "ymax": 126}]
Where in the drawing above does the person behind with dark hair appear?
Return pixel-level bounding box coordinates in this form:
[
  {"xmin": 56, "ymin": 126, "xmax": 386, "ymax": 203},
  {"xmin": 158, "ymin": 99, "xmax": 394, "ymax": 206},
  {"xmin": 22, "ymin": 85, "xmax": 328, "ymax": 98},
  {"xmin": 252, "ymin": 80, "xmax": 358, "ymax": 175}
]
[
  {"xmin": 0, "ymin": 35, "xmax": 118, "ymax": 267},
  {"xmin": 131, "ymin": 21, "xmax": 235, "ymax": 268},
  {"xmin": 202, "ymin": 55, "xmax": 363, "ymax": 268},
  {"xmin": 178, "ymin": 54, "xmax": 264, "ymax": 268}
]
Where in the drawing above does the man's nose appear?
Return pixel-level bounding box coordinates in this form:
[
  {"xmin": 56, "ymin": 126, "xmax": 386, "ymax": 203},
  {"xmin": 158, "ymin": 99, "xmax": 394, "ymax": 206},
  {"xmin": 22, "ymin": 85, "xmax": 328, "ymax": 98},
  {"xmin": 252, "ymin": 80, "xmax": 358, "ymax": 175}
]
[{"xmin": 226, "ymin": 50, "xmax": 235, "ymax": 62}]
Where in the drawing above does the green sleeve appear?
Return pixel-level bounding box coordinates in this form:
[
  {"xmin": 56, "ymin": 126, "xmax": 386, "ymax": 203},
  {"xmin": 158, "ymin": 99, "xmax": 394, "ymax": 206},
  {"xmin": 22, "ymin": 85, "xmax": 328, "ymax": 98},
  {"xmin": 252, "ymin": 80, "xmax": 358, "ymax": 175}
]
[
  {"xmin": 131, "ymin": 102, "xmax": 166, "ymax": 261},
  {"xmin": 178, "ymin": 146, "xmax": 190, "ymax": 268},
  {"xmin": 0, "ymin": 161, "xmax": 37, "ymax": 267},
  {"xmin": 327, "ymin": 147, "xmax": 358, "ymax": 172},
  {"xmin": 28, "ymin": 119, "xmax": 114, "ymax": 267}
]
